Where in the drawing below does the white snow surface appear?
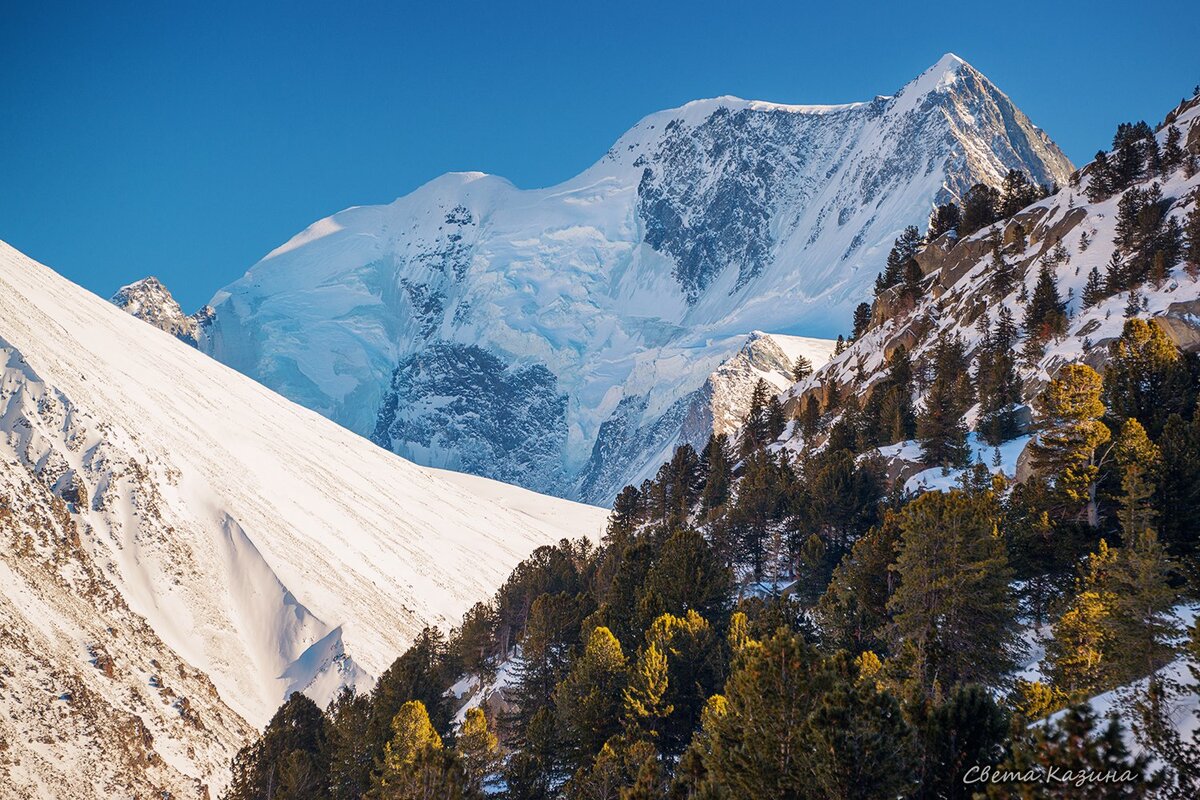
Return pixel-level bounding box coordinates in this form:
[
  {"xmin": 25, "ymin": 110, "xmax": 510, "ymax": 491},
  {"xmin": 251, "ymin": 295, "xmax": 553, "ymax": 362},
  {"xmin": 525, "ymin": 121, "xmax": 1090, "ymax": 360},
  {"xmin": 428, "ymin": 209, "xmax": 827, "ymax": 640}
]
[
  {"xmin": 201, "ymin": 54, "xmax": 1072, "ymax": 503},
  {"xmin": 0, "ymin": 239, "xmax": 608, "ymax": 732}
]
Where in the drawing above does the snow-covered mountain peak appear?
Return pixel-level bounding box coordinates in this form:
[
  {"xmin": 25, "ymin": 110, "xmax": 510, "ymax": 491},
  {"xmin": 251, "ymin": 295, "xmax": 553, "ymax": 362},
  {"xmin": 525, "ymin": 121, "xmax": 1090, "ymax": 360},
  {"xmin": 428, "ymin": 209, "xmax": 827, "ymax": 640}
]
[
  {"xmin": 111, "ymin": 275, "xmax": 213, "ymax": 346},
  {"xmin": 202, "ymin": 58, "xmax": 1073, "ymax": 503}
]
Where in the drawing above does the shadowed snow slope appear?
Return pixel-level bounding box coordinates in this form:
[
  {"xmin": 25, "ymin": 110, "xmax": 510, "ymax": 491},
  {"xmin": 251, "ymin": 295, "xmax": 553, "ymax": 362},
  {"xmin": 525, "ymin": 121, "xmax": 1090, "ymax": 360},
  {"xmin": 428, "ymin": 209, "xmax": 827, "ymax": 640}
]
[
  {"xmin": 0, "ymin": 239, "xmax": 607, "ymax": 797},
  {"xmin": 201, "ymin": 54, "xmax": 1073, "ymax": 503}
]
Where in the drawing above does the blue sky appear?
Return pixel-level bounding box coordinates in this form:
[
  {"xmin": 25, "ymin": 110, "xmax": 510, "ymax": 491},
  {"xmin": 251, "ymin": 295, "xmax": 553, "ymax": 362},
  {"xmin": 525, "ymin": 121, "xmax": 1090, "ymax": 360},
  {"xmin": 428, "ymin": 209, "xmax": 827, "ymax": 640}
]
[{"xmin": 2, "ymin": 0, "xmax": 1197, "ymax": 310}]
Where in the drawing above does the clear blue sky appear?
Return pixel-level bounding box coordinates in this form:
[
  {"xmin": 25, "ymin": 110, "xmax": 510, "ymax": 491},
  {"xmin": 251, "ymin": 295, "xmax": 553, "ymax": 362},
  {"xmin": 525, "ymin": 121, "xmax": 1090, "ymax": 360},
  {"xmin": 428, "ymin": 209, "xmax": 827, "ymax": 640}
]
[{"xmin": 2, "ymin": 0, "xmax": 1197, "ymax": 310}]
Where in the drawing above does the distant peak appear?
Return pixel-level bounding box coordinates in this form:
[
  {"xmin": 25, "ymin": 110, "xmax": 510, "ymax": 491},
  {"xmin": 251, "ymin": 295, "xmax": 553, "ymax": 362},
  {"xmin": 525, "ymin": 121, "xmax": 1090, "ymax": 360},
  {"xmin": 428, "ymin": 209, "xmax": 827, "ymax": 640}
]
[{"xmin": 896, "ymin": 52, "xmax": 987, "ymax": 101}]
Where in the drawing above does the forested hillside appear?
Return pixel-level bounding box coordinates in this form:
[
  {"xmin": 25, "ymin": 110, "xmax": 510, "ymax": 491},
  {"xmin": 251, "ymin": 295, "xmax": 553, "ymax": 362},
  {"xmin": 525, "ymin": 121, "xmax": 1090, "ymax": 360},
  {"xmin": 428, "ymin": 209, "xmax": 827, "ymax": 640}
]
[{"xmin": 221, "ymin": 90, "xmax": 1200, "ymax": 800}]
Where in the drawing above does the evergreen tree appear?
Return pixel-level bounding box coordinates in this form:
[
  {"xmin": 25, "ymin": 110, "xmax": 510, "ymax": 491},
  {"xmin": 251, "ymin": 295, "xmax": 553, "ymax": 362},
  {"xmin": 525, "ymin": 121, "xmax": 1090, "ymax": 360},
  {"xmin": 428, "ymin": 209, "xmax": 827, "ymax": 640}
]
[
  {"xmin": 959, "ymin": 183, "xmax": 1000, "ymax": 237},
  {"xmin": 1085, "ymin": 150, "xmax": 1117, "ymax": 202},
  {"xmin": 226, "ymin": 693, "xmax": 330, "ymax": 800},
  {"xmin": 699, "ymin": 433, "xmax": 733, "ymax": 515},
  {"xmin": 327, "ymin": 688, "xmax": 373, "ymax": 800},
  {"xmin": 914, "ymin": 684, "xmax": 1009, "ymax": 799},
  {"xmin": 636, "ymin": 527, "xmax": 731, "ymax": 634},
  {"xmin": 1157, "ymin": 413, "xmax": 1200, "ymax": 559},
  {"xmin": 799, "ymin": 394, "xmax": 821, "ymax": 442},
  {"xmin": 791, "ymin": 353, "xmax": 814, "ymax": 382},
  {"xmin": 1024, "ymin": 263, "xmax": 1067, "ymax": 342},
  {"xmin": 375, "ymin": 700, "xmax": 467, "ymax": 800},
  {"xmin": 1029, "ymin": 364, "xmax": 1111, "ymax": 527},
  {"xmin": 987, "ymin": 237, "xmax": 1016, "ymax": 299},
  {"xmin": 510, "ymin": 593, "xmax": 584, "ymax": 737},
  {"xmin": 978, "ymin": 306, "xmax": 1023, "ymax": 445},
  {"xmin": 999, "ymin": 169, "xmax": 1039, "ymax": 218},
  {"xmin": 455, "ymin": 708, "xmax": 500, "ymax": 799},
  {"xmin": 740, "ymin": 379, "xmax": 773, "ymax": 455},
  {"xmin": 369, "ymin": 627, "xmax": 454, "ymax": 757},
  {"xmin": 916, "ymin": 335, "xmax": 970, "ymax": 468},
  {"xmin": 555, "ymin": 626, "xmax": 628, "ymax": 772},
  {"xmin": 1081, "ymin": 265, "xmax": 1105, "ymax": 309},
  {"xmin": 1045, "ymin": 540, "xmax": 1116, "ymax": 699},
  {"xmin": 1186, "ymin": 206, "xmax": 1200, "ymax": 270},
  {"xmin": 1162, "ymin": 125, "xmax": 1184, "ymax": 173},
  {"xmin": 989, "ymin": 706, "xmax": 1156, "ymax": 799},
  {"xmin": 927, "ymin": 201, "xmax": 961, "ymax": 242},
  {"xmin": 879, "ymin": 225, "xmax": 923, "ymax": 291},
  {"xmin": 816, "ymin": 513, "xmax": 900, "ymax": 655},
  {"xmin": 622, "ymin": 640, "xmax": 672, "ymax": 744},
  {"xmin": 851, "ymin": 302, "xmax": 872, "ymax": 340},
  {"xmin": 1102, "ymin": 318, "xmax": 1191, "ymax": 437},
  {"xmin": 888, "ymin": 490, "xmax": 1020, "ymax": 696}
]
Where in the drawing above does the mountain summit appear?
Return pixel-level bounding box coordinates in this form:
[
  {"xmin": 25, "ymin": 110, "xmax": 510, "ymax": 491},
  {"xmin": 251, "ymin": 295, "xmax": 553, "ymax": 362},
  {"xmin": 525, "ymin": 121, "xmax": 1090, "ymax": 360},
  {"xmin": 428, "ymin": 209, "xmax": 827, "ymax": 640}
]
[{"xmin": 199, "ymin": 56, "xmax": 1073, "ymax": 503}]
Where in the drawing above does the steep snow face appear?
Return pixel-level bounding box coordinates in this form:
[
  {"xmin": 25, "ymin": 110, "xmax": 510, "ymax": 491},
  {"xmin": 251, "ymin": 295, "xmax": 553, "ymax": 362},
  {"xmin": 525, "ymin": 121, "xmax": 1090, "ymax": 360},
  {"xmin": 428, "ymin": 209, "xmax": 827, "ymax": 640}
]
[
  {"xmin": 203, "ymin": 55, "xmax": 1072, "ymax": 503},
  {"xmin": 0, "ymin": 240, "xmax": 607, "ymax": 795},
  {"xmin": 111, "ymin": 276, "xmax": 214, "ymax": 347}
]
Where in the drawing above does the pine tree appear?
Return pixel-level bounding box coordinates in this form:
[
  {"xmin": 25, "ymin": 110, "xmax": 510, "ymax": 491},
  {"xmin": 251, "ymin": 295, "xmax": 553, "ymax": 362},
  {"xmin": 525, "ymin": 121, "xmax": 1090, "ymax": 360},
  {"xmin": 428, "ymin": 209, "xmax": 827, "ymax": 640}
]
[
  {"xmin": 1157, "ymin": 413, "xmax": 1200, "ymax": 559},
  {"xmin": 888, "ymin": 490, "xmax": 1020, "ymax": 696},
  {"xmin": 791, "ymin": 353, "xmax": 814, "ymax": 382},
  {"xmin": 987, "ymin": 237, "xmax": 1016, "ymax": 299},
  {"xmin": 1162, "ymin": 125, "xmax": 1184, "ymax": 173},
  {"xmin": 999, "ymin": 169, "xmax": 1038, "ymax": 218},
  {"xmin": 1029, "ymin": 364, "xmax": 1111, "ymax": 527},
  {"xmin": 1081, "ymin": 266, "xmax": 1105, "ymax": 308},
  {"xmin": 622, "ymin": 640, "xmax": 672, "ymax": 744},
  {"xmin": 699, "ymin": 433, "xmax": 732, "ymax": 515},
  {"xmin": 991, "ymin": 706, "xmax": 1156, "ymax": 798},
  {"xmin": 834, "ymin": 334, "xmax": 847, "ymax": 355},
  {"xmin": 927, "ymin": 201, "xmax": 961, "ymax": 241},
  {"xmin": 327, "ymin": 688, "xmax": 373, "ymax": 800},
  {"xmin": 816, "ymin": 513, "xmax": 900, "ymax": 655},
  {"xmin": 1185, "ymin": 206, "xmax": 1200, "ymax": 271},
  {"xmin": 849, "ymin": 303, "xmax": 872, "ymax": 341},
  {"xmin": 455, "ymin": 708, "xmax": 500, "ymax": 799},
  {"xmin": 1102, "ymin": 317, "xmax": 1189, "ymax": 437},
  {"xmin": 915, "ymin": 684, "xmax": 1009, "ymax": 798},
  {"xmin": 881, "ymin": 225, "xmax": 923, "ymax": 290},
  {"xmin": 554, "ymin": 626, "xmax": 628, "ymax": 771},
  {"xmin": 740, "ymin": 378, "xmax": 772, "ymax": 455},
  {"xmin": 1085, "ymin": 150, "xmax": 1117, "ymax": 202},
  {"xmin": 376, "ymin": 700, "xmax": 468, "ymax": 800},
  {"xmin": 1024, "ymin": 263, "xmax": 1067, "ymax": 341},
  {"xmin": 799, "ymin": 394, "xmax": 821, "ymax": 442},
  {"xmin": 959, "ymin": 183, "xmax": 1000, "ymax": 236},
  {"xmin": 978, "ymin": 306, "xmax": 1023, "ymax": 445},
  {"xmin": 916, "ymin": 334, "xmax": 970, "ymax": 468},
  {"xmin": 636, "ymin": 527, "xmax": 731, "ymax": 635},
  {"xmin": 226, "ymin": 693, "xmax": 330, "ymax": 800}
]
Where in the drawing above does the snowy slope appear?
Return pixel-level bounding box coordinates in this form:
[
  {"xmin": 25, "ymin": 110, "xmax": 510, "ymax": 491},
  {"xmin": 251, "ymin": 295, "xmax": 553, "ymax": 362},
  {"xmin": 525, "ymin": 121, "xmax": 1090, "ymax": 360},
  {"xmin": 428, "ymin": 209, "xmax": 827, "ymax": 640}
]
[
  {"xmin": 780, "ymin": 95, "xmax": 1200, "ymax": 458},
  {"xmin": 201, "ymin": 54, "xmax": 1072, "ymax": 503},
  {"xmin": 0, "ymin": 240, "xmax": 607, "ymax": 797}
]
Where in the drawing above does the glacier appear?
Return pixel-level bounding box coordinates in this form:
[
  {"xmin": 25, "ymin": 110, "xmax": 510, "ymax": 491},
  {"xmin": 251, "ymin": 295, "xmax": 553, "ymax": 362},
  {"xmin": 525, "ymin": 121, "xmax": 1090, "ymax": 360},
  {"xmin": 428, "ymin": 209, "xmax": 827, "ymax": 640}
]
[{"xmin": 199, "ymin": 53, "xmax": 1074, "ymax": 503}]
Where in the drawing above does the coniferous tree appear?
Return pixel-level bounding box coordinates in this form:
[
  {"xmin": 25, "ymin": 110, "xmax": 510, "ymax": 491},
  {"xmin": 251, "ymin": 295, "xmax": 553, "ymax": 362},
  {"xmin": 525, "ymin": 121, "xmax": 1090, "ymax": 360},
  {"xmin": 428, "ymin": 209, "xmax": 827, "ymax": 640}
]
[
  {"xmin": 916, "ymin": 334, "xmax": 970, "ymax": 468},
  {"xmin": 927, "ymin": 201, "xmax": 961, "ymax": 241},
  {"xmin": 327, "ymin": 688, "xmax": 373, "ymax": 800},
  {"xmin": 816, "ymin": 512, "xmax": 900, "ymax": 655},
  {"xmin": 888, "ymin": 490, "xmax": 1020, "ymax": 696},
  {"xmin": 978, "ymin": 306, "xmax": 1023, "ymax": 445},
  {"xmin": 1102, "ymin": 318, "xmax": 1192, "ymax": 437},
  {"xmin": 554, "ymin": 626, "xmax": 628, "ymax": 772},
  {"xmin": 226, "ymin": 693, "xmax": 330, "ymax": 800},
  {"xmin": 375, "ymin": 700, "xmax": 467, "ymax": 800},
  {"xmin": 1081, "ymin": 265, "xmax": 1105, "ymax": 309},
  {"xmin": 799, "ymin": 394, "xmax": 821, "ymax": 443},
  {"xmin": 851, "ymin": 302, "xmax": 872, "ymax": 340},
  {"xmin": 1085, "ymin": 150, "xmax": 1117, "ymax": 202},
  {"xmin": 1185, "ymin": 206, "xmax": 1200, "ymax": 271},
  {"xmin": 959, "ymin": 183, "xmax": 1000, "ymax": 236},
  {"xmin": 455, "ymin": 708, "xmax": 500, "ymax": 799},
  {"xmin": 1157, "ymin": 412, "xmax": 1200, "ymax": 559},
  {"xmin": 991, "ymin": 706, "xmax": 1156, "ymax": 798},
  {"xmin": 740, "ymin": 379, "xmax": 773, "ymax": 455},
  {"xmin": 1162, "ymin": 125, "xmax": 1184, "ymax": 173},
  {"xmin": 1029, "ymin": 364, "xmax": 1111, "ymax": 527},
  {"xmin": 914, "ymin": 684, "xmax": 1009, "ymax": 799},
  {"xmin": 791, "ymin": 353, "xmax": 814, "ymax": 382},
  {"xmin": 699, "ymin": 433, "xmax": 732, "ymax": 515},
  {"xmin": 998, "ymin": 169, "xmax": 1039, "ymax": 218},
  {"xmin": 1024, "ymin": 263, "xmax": 1067, "ymax": 342}
]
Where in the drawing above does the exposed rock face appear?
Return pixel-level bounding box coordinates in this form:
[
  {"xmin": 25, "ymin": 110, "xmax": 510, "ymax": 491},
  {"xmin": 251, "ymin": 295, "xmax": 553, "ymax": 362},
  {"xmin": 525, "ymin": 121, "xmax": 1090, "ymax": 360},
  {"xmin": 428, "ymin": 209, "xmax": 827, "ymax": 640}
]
[
  {"xmin": 201, "ymin": 55, "xmax": 1072, "ymax": 504},
  {"xmin": 110, "ymin": 277, "xmax": 213, "ymax": 347}
]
